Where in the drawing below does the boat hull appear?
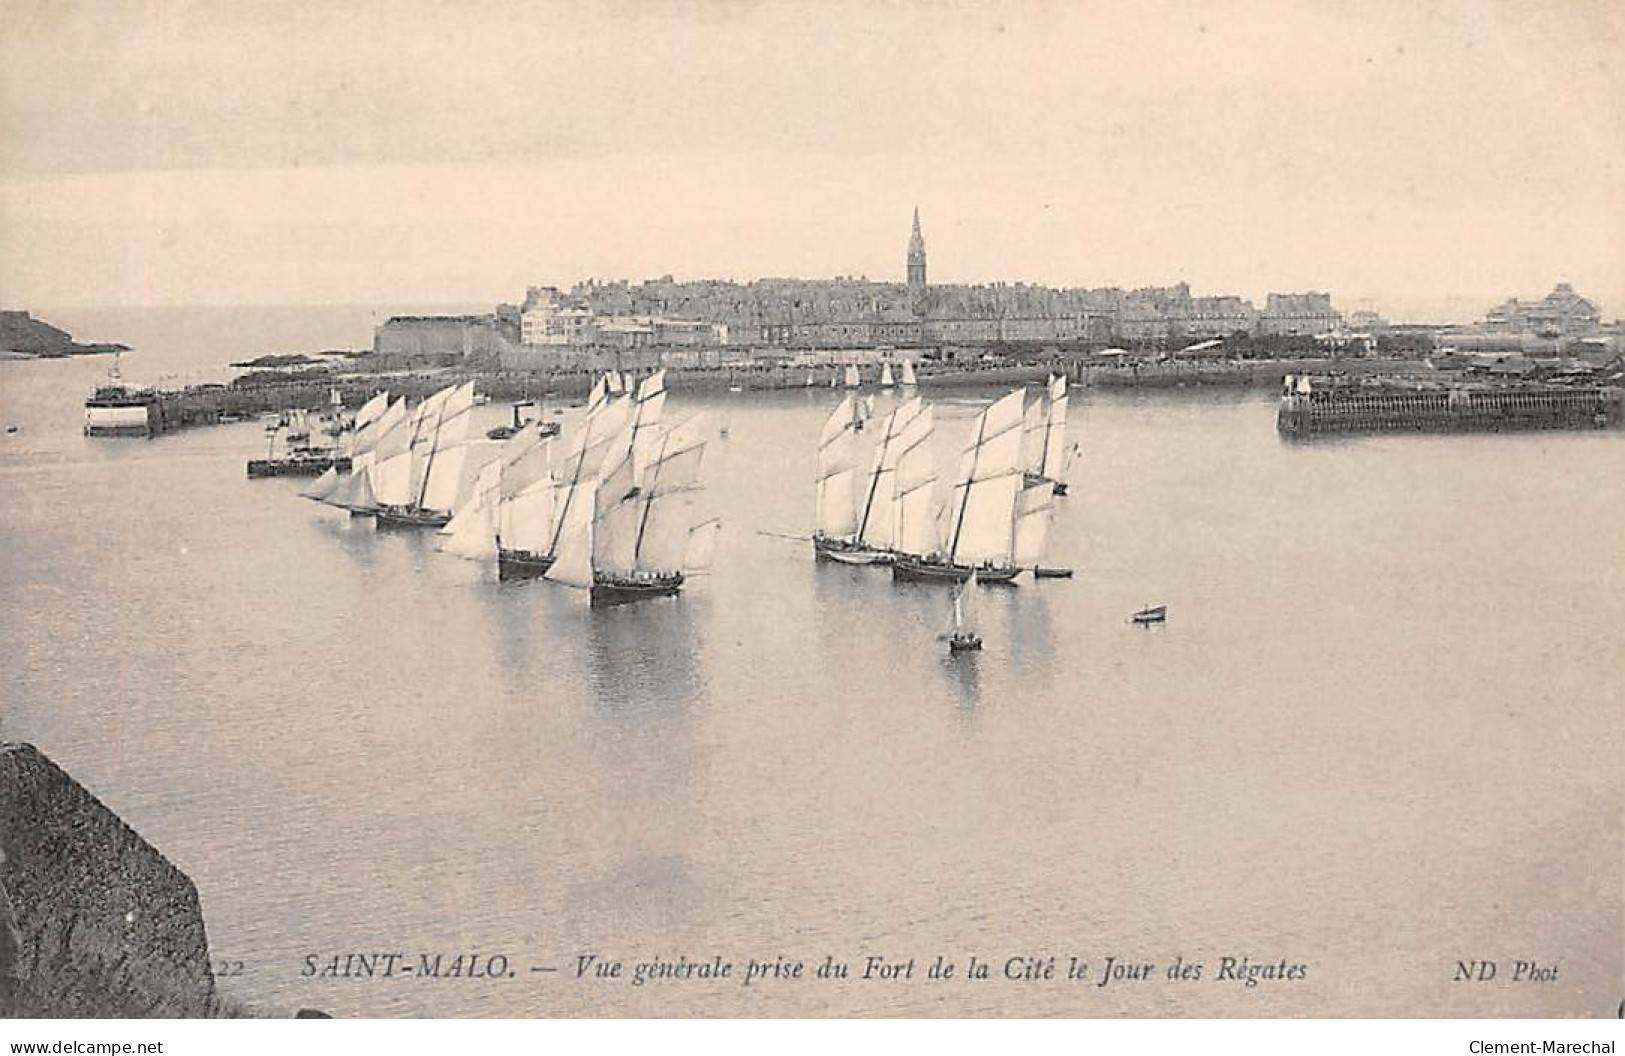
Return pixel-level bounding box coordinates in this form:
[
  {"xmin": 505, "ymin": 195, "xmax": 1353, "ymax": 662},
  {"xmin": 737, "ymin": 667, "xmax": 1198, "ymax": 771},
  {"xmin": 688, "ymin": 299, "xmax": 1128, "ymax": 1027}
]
[
  {"xmin": 590, "ymin": 573, "xmax": 684, "ymax": 607},
  {"xmin": 374, "ymin": 506, "xmax": 452, "ymax": 530},
  {"xmin": 247, "ymin": 455, "xmax": 351, "ymax": 478},
  {"xmin": 1033, "ymin": 566, "xmax": 1074, "ymax": 579},
  {"xmin": 497, "ymin": 548, "xmax": 556, "ymax": 581},
  {"xmin": 812, "ymin": 535, "xmax": 894, "ymax": 566},
  {"xmin": 892, "ymin": 556, "xmax": 1020, "ymax": 584}
]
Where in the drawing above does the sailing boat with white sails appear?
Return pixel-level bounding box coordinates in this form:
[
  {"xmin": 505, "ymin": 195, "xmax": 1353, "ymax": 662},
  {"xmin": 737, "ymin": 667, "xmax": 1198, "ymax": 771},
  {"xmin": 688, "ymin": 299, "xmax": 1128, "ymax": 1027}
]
[
  {"xmin": 880, "ymin": 362, "xmax": 895, "ymax": 388},
  {"xmin": 843, "ymin": 364, "xmax": 861, "ymax": 389},
  {"xmin": 548, "ymin": 414, "xmax": 713, "ymax": 606},
  {"xmin": 892, "ymin": 388, "xmax": 1025, "ymax": 584},
  {"xmin": 814, "ymin": 395, "xmax": 925, "ymax": 565},
  {"xmin": 947, "ymin": 573, "xmax": 983, "ymax": 651},
  {"xmin": 375, "ymin": 382, "xmax": 477, "ymax": 528},
  {"xmin": 501, "ymin": 381, "xmax": 630, "ymax": 580},
  {"xmin": 900, "ymin": 359, "xmax": 918, "ymax": 387},
  {"xmin": 811, "ymin": 395, "xmax": 861, "ymax": 562},
  {"xmin": 313, "ymin": 393, "xmax": 406, "ymax": 514}
]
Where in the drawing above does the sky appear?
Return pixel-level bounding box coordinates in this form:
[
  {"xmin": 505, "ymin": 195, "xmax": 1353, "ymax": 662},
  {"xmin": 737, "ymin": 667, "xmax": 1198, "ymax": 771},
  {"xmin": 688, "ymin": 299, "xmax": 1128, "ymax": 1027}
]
[{"xmin": 2, "ymin": 0, "xmax": 1622, "ymax": 320}]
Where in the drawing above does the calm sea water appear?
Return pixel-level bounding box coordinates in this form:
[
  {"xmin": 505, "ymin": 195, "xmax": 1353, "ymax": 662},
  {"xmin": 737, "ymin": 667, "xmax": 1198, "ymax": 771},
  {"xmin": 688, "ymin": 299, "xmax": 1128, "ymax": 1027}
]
[{"xmin": 1, "ymin": 308, "xmax": 1620, "ymax": 1017}]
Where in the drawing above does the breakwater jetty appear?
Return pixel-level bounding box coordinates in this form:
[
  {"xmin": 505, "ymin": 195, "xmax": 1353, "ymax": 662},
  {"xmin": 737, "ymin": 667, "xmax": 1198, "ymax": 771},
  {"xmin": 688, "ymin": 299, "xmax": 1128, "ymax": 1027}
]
[{"xmin": 1276, "ymin": 375, "xmax": 1624, "ymax": 438}]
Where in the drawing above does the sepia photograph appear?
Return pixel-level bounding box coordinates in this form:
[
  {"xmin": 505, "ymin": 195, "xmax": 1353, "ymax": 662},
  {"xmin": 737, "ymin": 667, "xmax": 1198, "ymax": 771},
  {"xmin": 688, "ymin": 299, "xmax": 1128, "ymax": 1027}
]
[{"xmin": 1, "ymin": 0, "xmax": 1621, "ymax": 1039}]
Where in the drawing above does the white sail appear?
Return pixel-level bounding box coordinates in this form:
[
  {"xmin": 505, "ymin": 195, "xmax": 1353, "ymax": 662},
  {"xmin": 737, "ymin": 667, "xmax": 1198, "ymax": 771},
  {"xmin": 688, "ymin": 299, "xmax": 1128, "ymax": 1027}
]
[
  {"xmin": 373, "ymin": 449, "xmax": 415, "ymax": 507},
  {"xmin": 328, "ymin": 450, "xmax": 376, "ymax": 510},
  {"xmin": 815, "ymin": 396, "xmax": 859, "ymax": 540},
  {"xmin": 359, "ymin": 397, "xmax": 408, "ymax": 460},
  {"xmin": 944, "ymin": 389, "xmax": 1025, "ymax": 566},
  {"xmin": 892, "ymin": 403, "xmax": 940, "ymax": 557},
  {"xmin": 405, "ymin": 385, "xmax": 455, "ymax": 501},
  {"xmin": 684, "ymin": 517, "xmax": 722, "ymax": 573},
  {"xmin": 300, "ymin": 466, "xmax": 341, "ymax": 501},
  {"xmin": 1012, "ymin": 480, "xmax": 1056, "ymax": 567},
  {"xmin": 544, "ymin": 489, "xmax": 594, "ymax": 588},
  {"xmin": 1039, "ymin": 374, "xmax": 1070, "ymax": 482},
  {"xmin": 438, "ymin": 460, "xmax": 502, "ymax": 560},
  {"xmin": 599, "ymin": 368, "xmax": 667, "ymax": 483},
  {"xmin": 844, "ymin": 364, "xmax": 860, "ymax": 389},
  {"xmin": 901, "ymin": 360, "xmax": 918, "ymax": 386},
  {"xmin": 499, "ymin": 478, "xmax": 557, "ymax": 553},
  {"xmin": 352, "ymin": 390, "xmax": 390, "ymax": 433},
  {"xmin": 954, "ymin": 574, "xmax": 981, "ymax": 634},
  {"xmin": 634, "ymin": 417, "xmax": 708, "ymax": 575},
  {"xmin": 541, "ymin": 394, "xmax": 624, "ymax": 567},
  {"xmin": 1020, "ymin": 393, "xmax": 1046, "ymax": 476},
  {"xmin": 607, "ymin": 371, "xmax": 626, "ymax": 396},
  {"xmin": 415, "ymin": 382, "xmax": 476, "ymax": 513},
  {"xmin": 499, "ymin": 426, "xmax": 552, "ymax": 499},
  {"xmin": 880, "ymin": 362, "xmax": 895, "ymax": 387},
  {"xmin": 855, "ymin": 395, "xmax": 924, "ymax": 551},
  {"xmin": 592, "ymin": 443, "xmax": 642, "ymax": 578}
]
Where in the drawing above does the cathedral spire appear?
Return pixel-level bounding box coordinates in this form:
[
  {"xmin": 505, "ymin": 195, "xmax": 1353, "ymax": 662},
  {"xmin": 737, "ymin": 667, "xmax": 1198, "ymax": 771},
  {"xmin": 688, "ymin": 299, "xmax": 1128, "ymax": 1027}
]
[{"xmin": 907, "ymin": 206, "xmax": 927, "ymax": 315}]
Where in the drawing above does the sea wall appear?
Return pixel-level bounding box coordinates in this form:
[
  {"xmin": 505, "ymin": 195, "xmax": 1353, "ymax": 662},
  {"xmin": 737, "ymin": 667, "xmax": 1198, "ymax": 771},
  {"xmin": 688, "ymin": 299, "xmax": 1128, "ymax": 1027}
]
[{"xmin": 0, "ymin": 743, "xmax": 218, "ymax": 1017}]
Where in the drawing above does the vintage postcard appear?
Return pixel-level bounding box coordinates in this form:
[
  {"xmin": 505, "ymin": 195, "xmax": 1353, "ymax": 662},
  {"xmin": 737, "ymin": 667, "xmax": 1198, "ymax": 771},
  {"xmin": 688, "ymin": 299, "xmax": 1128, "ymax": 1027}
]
[{"xmin": 1, "ymin": 0, "xmax": 1621, "ymax": 1030}]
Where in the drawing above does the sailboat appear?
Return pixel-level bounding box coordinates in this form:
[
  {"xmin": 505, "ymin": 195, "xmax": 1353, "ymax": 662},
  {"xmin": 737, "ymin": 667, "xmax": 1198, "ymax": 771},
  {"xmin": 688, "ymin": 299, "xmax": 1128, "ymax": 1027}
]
[
  {"xmin": 1025, "ymin": 374, "xmax": 1072, "ymax": 496},
  {"xmin": 946, "ymin": 574, "xmax": 983, "ymax": 652},
  {"xmin": 824, "ymin": 395, "xmax": 924, "ymax": 565},
  {"xmin": 500, "ymin": 385, "xmax": 629, "ymax": 579},
  {"xmin": 844, "ymin": 364, "xmax": 861, "ymax": 389},
  {"xmin": 375, "ymin": 382, "xmax": 477, "ymax": 528},
  {"xmin": 900, "ymin": 360, "xmax": 918, "ymax": 387},
  {"xmin": 880, "ymin": 362, "xmax": 895, "ymax": 388},
  {"xmin": 812, "ymin": 395, "xmax": 863, "ymax": 562},
  {"xmin": 555, "ymin": 415, "xmax": 712, "ymax": 606},
  {"xmin": 892, "ymin": 388, "xmax": 1025, "ymax": 584},
  {"xmin": 317, "ymin": 394, "xmax": 403, "ymax": 515}
]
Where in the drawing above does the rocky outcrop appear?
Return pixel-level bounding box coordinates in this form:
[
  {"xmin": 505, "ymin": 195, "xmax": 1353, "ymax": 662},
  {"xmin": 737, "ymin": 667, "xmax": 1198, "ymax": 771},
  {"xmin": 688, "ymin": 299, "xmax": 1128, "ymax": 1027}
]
[
  {"xmin": 0, "ymin": 311, "xmax": 127, "ymax": 359},
  {"xmin": 0, "ymin": 743, "xmax": 218, "ymax": 1017}
]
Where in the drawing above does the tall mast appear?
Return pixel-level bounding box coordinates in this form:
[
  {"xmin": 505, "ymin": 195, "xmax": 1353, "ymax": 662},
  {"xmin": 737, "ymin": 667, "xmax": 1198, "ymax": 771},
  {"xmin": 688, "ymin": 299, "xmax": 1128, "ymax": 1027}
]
[
  {"xmin": 632, "ymin": 431, "xmax": 666, "ymax": 563},
  {"xmin": 413, "ymin": 386, "xmax": 456, "ymax": 510},
  {"xmin": 948, "ymin": 407, "xmax": 989, "ymax": 564},
  {"xmin": 547, "ymin": 413, "xmax": 597, "ymax": 556}
]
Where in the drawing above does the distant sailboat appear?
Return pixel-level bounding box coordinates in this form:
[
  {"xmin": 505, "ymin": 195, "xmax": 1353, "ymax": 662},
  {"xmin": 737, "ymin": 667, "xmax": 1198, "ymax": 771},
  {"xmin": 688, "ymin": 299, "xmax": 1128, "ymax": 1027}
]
[
  {"xmin": 893, "ymin": 388, "xmax": 1025, "ymax": 584},
  {"xmin": 880, "ymin": 362, "xmax": 895, "ymax": 388},
  {"xmin": 900, "ymin": 360, "xmax": 918, "ymax": 387},
  {"xmin": 947, "ymin": 574, "xmax": 983, "ymax": 652},
  {"xmin": 844, "ymin": 364, "xmax": 860, "ymax": 389}
]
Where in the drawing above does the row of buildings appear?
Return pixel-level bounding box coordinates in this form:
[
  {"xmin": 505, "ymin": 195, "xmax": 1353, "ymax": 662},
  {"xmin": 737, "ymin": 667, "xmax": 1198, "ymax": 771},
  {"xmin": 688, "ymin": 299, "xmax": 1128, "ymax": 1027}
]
[{"xmin": 370, "ymin": 211, "xmax": 1612, "ymax": 366}]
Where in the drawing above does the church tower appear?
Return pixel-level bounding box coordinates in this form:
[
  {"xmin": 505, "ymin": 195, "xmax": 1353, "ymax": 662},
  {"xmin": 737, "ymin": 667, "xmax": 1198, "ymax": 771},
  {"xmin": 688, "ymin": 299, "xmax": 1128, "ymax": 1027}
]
[{"xmin": 906, "ymin": 206, "xmax": 928, "ymax": 316}]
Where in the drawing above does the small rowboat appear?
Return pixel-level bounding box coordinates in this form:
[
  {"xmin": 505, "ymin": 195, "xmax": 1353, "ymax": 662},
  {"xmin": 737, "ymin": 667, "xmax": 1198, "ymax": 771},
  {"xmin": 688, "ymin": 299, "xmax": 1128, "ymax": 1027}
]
[
  {"xmin": 1033, "ymin": 566, "xmax": 1073, "ymax": 579},
  {"xmin": 1131, "ymin": 604, "xmax": 1167, "ymax": 625}
]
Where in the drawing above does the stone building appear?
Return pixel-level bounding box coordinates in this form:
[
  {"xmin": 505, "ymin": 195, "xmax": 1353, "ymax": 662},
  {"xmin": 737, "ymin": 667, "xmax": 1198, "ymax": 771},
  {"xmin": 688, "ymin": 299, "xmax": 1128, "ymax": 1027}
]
[{"xmin": 1259, "ymin": 292, "xmax": 1342, "ymax": 336}]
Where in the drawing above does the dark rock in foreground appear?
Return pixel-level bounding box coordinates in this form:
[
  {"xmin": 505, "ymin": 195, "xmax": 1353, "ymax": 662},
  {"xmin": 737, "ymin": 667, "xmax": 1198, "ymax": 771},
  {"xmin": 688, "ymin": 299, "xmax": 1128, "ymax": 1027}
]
[{"xmin": 0, "ymin": 743, "xmax": 218, "ymax": 1017}]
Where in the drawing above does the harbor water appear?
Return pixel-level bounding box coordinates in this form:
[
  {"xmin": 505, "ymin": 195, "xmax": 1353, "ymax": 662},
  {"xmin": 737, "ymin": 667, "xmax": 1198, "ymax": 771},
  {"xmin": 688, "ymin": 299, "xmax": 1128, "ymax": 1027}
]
[{"xmin": 1, "ymin": 309, "xmax": 1621, "ymax": 1016}]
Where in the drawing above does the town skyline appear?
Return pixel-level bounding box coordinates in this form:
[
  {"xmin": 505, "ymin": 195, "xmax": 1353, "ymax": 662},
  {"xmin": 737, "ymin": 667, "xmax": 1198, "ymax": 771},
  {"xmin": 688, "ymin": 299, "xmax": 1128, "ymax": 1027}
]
[{"xmin": 3, "ymin": 1, "xmax": 1622, "ymax": 318}]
